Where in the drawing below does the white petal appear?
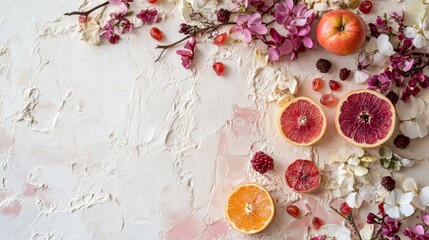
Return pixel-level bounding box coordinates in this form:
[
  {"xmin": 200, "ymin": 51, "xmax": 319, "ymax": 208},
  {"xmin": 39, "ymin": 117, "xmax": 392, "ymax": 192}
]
[
  {"xmin": 348, "ymin": 157, "xmax": 361, "ymax": 166},
  {"xmin": 354, "ymin": 147, "xmax": 365, "ymax": 157},
  {"xmin": 384, "ymin": 205, "xmax": 401, "ymax": 219},
  {"xmin": 413, "ymin": 194, "xmax": 426, "ymax": 210},
  {"xmin": 377, "ymin": 34, "xmax": 396, "ymax": 56},
  {"xmin": 401, "ymin": 158, "xmax": 415, "ymax": 167},
  {"xmin": 422, "ymin": 17, "xmax": 429, "ymax": 31},
  {"xmin": 400, "ymin": 121, "xmax": 426, "ymax": 139},
  {"xmin": 313, "ymin": 2, "xmax": 329, "ymax": 12},
  {"xmin": 346, "ymin": 192, "xmax": 363, "ymax": 208},
  {"xmin": 359, "ymin": 224, "xmax": 374, "ymax": 240},
  {"xmin": 397, "ymin": 96, "xmax": 426, "ymax": 120},
  {"xmin": 354, "ymin": 70, "xmax": 370, "ymax": 84},
  {"xmin": 360, "ymin": 156, "xmax": 378, "ymax": 163},
  {"xmin": 399, "ymin": 192, "xmax": 414, "ymax": 204},
  {"xmin": 405, "ymin": 26, "xmax": 418, "ymax": 38},
  {"xmin": 403, "ymin": 177, "xmax": 419, "ymax": 192},
  {"xmin": 373, "ymin": 53, "xmax": 390, "ymax": 67},
  {"xmin": 352, "ymin": 165, "xmax": 369, "ymax": 177},
  {"xmin": 420, "ymin": 186, "xmax": 429, "ymax": 206},
  {"xmin": 413, "ymin": 34, "xmax": 428, "ymax": 48},
  {"xmin": 400, "ymin": 203, "xmax": 415, "ymax": 217}
]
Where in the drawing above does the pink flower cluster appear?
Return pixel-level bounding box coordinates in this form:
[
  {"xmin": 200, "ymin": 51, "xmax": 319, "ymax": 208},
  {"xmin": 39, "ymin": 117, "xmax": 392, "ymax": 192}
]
[{"xmin": 176, "ymin": 38, "xmax": 196, "ymax": 69}]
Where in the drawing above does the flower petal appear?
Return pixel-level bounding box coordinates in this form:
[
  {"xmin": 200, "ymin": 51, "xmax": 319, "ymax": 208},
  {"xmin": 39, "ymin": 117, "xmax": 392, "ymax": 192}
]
[
  {"xmin": 413, "ymin": 194, "xmax": 426, "ymax": 210},
  {"xmin": 385, "ymin": 205, "xmax": 401, "ymax": 219},
  {"xmin": 376, "ymin": 34, "xmax": 395, "ymax": 56},
  {"xmin": 352, "ymin": 165, "xmax": 368, "ymax": 177},
  {"xmin": 359, "ymin": 224, "xmax": 374, "ymax": 240},
  {"xmin": 346, "ymin": 192, "xmax": 363, "ymax": 208},
  {"xmin": 354, "ymin": 70, "xmax": 370, "ymax": 84},
  {"xmin": 403, "ymin": 177, "xmax": 419, "ymax": 192},
  {"xmin": 413, "ymin": 33, "xmax": 427, "ymax": 48},
  {"xmin": 399, "ymin": 191, "xmax": 414, "ymax": 204},
  {"xmin": 420, "ymin": 186, "xmax": 429, "ymax": 206},
  {"xmin": 241, "ymin": 29, "xmax": 252, "ymax": 43},
  {"xmin": 405, "ymin": 26, "xmax": 418, "ymax": 38},
  {"xmin": 396, "ymin": 96, "xmax": 426, "ymax": 120},
  {"xmin": 400, "ymin": 203, "xmax": 415, "ymax": 217},
  {"xmin": 400, "ymin": 120, "xmax": 426, "ymax": 139}
]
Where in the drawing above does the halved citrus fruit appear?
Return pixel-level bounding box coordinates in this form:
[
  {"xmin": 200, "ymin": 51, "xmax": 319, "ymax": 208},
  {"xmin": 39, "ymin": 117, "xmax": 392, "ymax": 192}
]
[
  {"xmin": 277, "ymin": 97, "xmax": 327, "ymax": 146},
  {"xmin": 225, "ymin": 183, "xmax": 275, "ymax": 234},
  {"xmin": 285, "ymin": 159, "xmax": 321, "ymax": 193},
  {"xmin": 335, "ymin": 89, "xmax": 396, "ymax": 148}
]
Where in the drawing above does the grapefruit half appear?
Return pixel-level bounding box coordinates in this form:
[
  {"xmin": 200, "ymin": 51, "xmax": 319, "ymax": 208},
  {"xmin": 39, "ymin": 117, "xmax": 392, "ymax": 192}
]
[
  {"xmin": 335, "ymin": 89, "xmax": 396, "ymax": 148},
  {"xmin": 277, "ymin": 97, "xmax": 327, "ymax": 146},
  {"xmin": 285, "ymin": 159, "xmax": 321, "ymax": 193}
]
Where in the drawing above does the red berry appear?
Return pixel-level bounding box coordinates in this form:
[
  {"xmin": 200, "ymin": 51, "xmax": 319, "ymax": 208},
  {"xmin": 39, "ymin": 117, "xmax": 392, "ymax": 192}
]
[
  {"xmin": 339, "ymin": 202, "xmax": 351, "ymax": 215},
  {"xmin": 286, "ymin": 205, "xmax": 300, "ymax": 218},
  {"xmin": 320, "ymin": 93, "xmax": 337, "ymax": 106},
  {"xmin": 312, "ymin": 78, "xmax": 323, "ymax": 92},
  {"xmin": 148, "ymin": 0, "xmax": 158, "ymax": 4},
  {"xmin": 359, "ymin": 0, "xmax": 373, "ymax": 14},
  {"xmin": 213, "ymin": 62, "xmax": 225, "ymax": 76},
  {"xmin": 150, "ymin": 27, "xmax": 164, "ymax": 41},
  {"xmin": 312, "ymin": 217, "xmax": 324, "ymax": 230},
  {"xmin": 213, "ymin": 33, "xmax": 228, "ymax": 45},
  {"xmin": 329, "ymin": 80, "xmax": 341, "ymax": 91},
  {"xmin": 251, "ymin": 151, "xmax": 274, "ymax": 174}
]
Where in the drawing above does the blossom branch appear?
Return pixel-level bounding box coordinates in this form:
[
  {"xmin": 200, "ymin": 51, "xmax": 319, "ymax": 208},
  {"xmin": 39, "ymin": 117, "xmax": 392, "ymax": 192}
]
[
  {"xmin": 330, "ymin": 206, "xmax": 363, "ymax": 240},
  {"xmin": 155, "ymin": 22, "xmax": 235, "ymax": 62},
  {"xmin": 64, "ymin": 1, "xmax": 110, "ymax": 17}
]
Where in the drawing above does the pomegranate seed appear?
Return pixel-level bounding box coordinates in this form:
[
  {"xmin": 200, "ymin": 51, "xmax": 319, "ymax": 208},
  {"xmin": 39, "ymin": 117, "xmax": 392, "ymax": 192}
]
[
  {"xmin": 150, "ymin": 27, "xmax": 164, "ymax": 41},
  {"xmin": 359, "ymin": 0, "xmax": 373, "ymax": 14},
  {"xmin": 148, "ymin": 0, "xmax": 158, "ymax": 3},
  {"xmin": 286, "ymin": 205, "xmax": 300, "ymax": 218},
  {"xmin": 213, "ymin": 33, "xmax": 228, "ymax": 45},
  {"xmin": 329, "ymin": 80, "xmax": 341, "ymax": 91},
  {"xmin": 378, "ymin": 203, "xmax": 385, "ymax": 213},
  {"xmin": 312, "ymin": 217, "xmax": 324, "ymax": 230},
  {"xmin": 320, "ymin": 93, "xmax": 337, "ymax": 106},
  {"xmin": 339, "ymin": 202, "xmax": 351, "ymax": 215},
  {"xmin": 213, "ymin": 62, "xmax": 225, "ymax": 76},
  {"xmin": 312, "ymin": 78, "xmax": 323, "ymax": 92}
]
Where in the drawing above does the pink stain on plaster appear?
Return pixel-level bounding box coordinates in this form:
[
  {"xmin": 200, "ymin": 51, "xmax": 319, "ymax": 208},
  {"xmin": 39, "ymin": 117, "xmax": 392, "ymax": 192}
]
[
  {"xmin": 1, "ymin": 200, "xmax": 22, "ymax": 218},
  {"xmin": 0, "ymin": 133, "xmax": 14, "ymax": 151},
  {"xmin": 201, "ymin": 220, "xmax": 229, "ymax": 239},
  {"xmin": 227, "ymin": 105, "xmax": 261, "ymax": 137},
  {"xmin": 165, "ymin": 217, "xmax": 200, "ymax": 240},
  {"xmin": 23, "ymin": 183, "xmax": 36, "ymax": 197}
]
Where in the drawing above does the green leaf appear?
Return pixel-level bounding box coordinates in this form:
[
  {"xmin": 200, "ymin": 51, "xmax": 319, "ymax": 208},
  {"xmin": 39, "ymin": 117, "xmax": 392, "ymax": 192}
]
[
  {"xmin": 391, "ymin": 160, "xmax": 402, "ymax": 172},
  {"xmin": 126, "ymin": 11, "xmax": 134, "ymax": 17},
  {"xmin": 380, "ymin": 158, "xmax": 391, "ymax": 169},
  {"xmin": 379, "ymin": 147, "xmax": 393, "ymax": 159}
]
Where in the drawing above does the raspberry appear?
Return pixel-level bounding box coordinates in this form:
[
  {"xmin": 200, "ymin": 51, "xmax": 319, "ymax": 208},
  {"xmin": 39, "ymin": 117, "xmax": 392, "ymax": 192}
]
[
  {"xmin": 386, "ymin": 91, "xmax": 399, "ymax": 105},
  {"xmin": 381, "ymin": 176, "xmax": 396, "ymax": 191},
  {"xmin": 217, "ymin": 9, "xmax": 231, "ymax": 23},
  {"xmin": 394, "ymin": 134, "xmax": 410, "ymax": 149},
  {"xmin": 251, "ymin": 151, "xmax": 274, "ymax": 174},
  {"xmin": 316, "ymin": 59, "xmax": 331, "ymax": 73},
  {"xmin": 339, "ymin": 68, "xmax": 351, "ymax": 80}
]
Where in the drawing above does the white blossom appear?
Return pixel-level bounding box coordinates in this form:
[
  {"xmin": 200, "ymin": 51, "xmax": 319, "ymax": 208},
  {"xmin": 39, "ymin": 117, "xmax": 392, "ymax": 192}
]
[
  {"xmin": 405, "ymin": 17, "xmax": 429, "ymax": 48},
  {"xmin": 402, "ymin": 177, "xmax": 429, "ymax": 210},
  {"xmin": 384, "ymin": 189, "xmax": 415, "ymax": 219},
  {"xmin": 396, "ymin": 96, "xmax": 429, "ymax": 139}
]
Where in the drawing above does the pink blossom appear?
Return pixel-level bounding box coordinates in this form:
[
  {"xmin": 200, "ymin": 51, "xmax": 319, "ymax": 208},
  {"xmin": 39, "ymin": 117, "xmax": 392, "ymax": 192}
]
[
  {"xmin": 267, "ymin": 28, "xmax": 293, "ymax": 61},
  {"xmin": 176, "ymin": 38, "xmax": 196, "ymax": 69},
  {"xmin": 118, "ymin": 19, "xmax": 133, "ymax": 33},
  {"xmin": 230, "ymin": 13, "xmax": 267, "ymax": 43},
  {"xmin": 101, "ymin": 22, "xmax": 121, "ymax": 44},
  {"xmin": 136, "ymin": 9, "xmax": 159, "ymax": 24},
  {"xmin": 232, "ymin": 0, "xmax": 249, "ymax": 12}
]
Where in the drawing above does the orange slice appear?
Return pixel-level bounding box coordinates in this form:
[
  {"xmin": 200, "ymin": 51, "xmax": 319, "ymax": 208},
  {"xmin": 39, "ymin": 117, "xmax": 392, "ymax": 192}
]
[{"xmin": 225, "ymin": 183, "xmax": 275, "ymax": 234}]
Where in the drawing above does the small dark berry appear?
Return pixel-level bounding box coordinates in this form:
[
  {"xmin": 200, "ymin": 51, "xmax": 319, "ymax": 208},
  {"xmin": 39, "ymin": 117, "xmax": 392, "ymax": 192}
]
[
  {"xmin": 251, "ymin": 151, "xmax": 274, "ymax": 174},
  {"xmin": 316, "ymin": 59, "xmax": 332, "ymax": 73},
  {"xmin": 217, "ymin": 8, "xmax": 231, "ymax": 23},
  {"xmin": 381, "ymin": 176, "xmax": 396, "ymax": 191},
  {"xmin": 339, "ymin": 68, "xmax": 351, "ymax": 80},
  {"xmin": 394, "ymin": 134, "xmax": 410, "ymax": 149},
  {"xmin": 386, "ymin": 91, "xmax": 399, "ymax": 105}
]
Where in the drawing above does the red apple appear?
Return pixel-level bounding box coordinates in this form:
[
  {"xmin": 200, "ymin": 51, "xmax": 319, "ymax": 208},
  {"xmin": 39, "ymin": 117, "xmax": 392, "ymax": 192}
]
[{"xmin": 316, "ymin": 10, "xmax": 366, "ymax": 56}]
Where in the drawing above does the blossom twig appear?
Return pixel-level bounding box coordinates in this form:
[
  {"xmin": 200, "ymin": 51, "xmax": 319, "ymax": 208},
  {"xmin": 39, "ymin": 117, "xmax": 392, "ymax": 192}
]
[
  {"xmin": 330, "ymin": 206, "xmax": 363, "ymax": 240},
  {"xmin": 64, "ymin": 1, "xmax": 110, "ymax": 17},
  {"xmin": 154, "ymin": 22, "xmax": 235, "ymax": 62}
]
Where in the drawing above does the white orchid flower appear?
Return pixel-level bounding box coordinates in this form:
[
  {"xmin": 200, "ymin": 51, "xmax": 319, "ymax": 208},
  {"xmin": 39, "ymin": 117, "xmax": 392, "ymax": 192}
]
[
  {"xmin": 396, "ymin": 96, "xmax": 429, "ymax": 139},
  {"xmin": 365, "ymin": 34, "xmax": 396, "ymax": 67},
  {"xmin": 316, "ymin": 224, "xmax": 351, "ymax": 240},
  {"xmin": 384, "ymin": 189, "xmax": 415, "ymax": 219},
  {"xmin": 346, "ymin": 184, "xmax": 375, "ymax": 209},
  {"xmin": 405, "ymin": 16, "xmax": 429, "ymax": 48},
  {"xmin": 403, "ymin": 177, "xmax": 429, "ymax": 210}
]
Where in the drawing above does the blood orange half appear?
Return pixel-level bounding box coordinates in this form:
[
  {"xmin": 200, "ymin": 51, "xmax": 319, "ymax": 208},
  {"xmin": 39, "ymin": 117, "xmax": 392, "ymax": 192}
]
[
  {"xmin": 335, "ymin": 89, "xmax": 396, "ymax": 148},
  {"xmin": 277, "ymin": 97, "xmax": 327, "ymax": 146},
  {"xmin": 285, "ymin": 159, "xmax": 321, "ymax": 193}
]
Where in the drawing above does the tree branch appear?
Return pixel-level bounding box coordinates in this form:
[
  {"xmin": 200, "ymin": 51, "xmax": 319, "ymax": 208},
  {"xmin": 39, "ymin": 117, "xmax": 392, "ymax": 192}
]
[{"xmin": 64, "ymin": 1, "xmax": 110, "ymax": 17}]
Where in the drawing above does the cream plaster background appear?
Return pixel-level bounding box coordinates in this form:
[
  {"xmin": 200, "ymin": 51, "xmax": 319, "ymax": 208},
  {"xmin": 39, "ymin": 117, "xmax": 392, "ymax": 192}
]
[{"xmin": 0, "ymin": 0, "xmax": 429, "ymax": 239}]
